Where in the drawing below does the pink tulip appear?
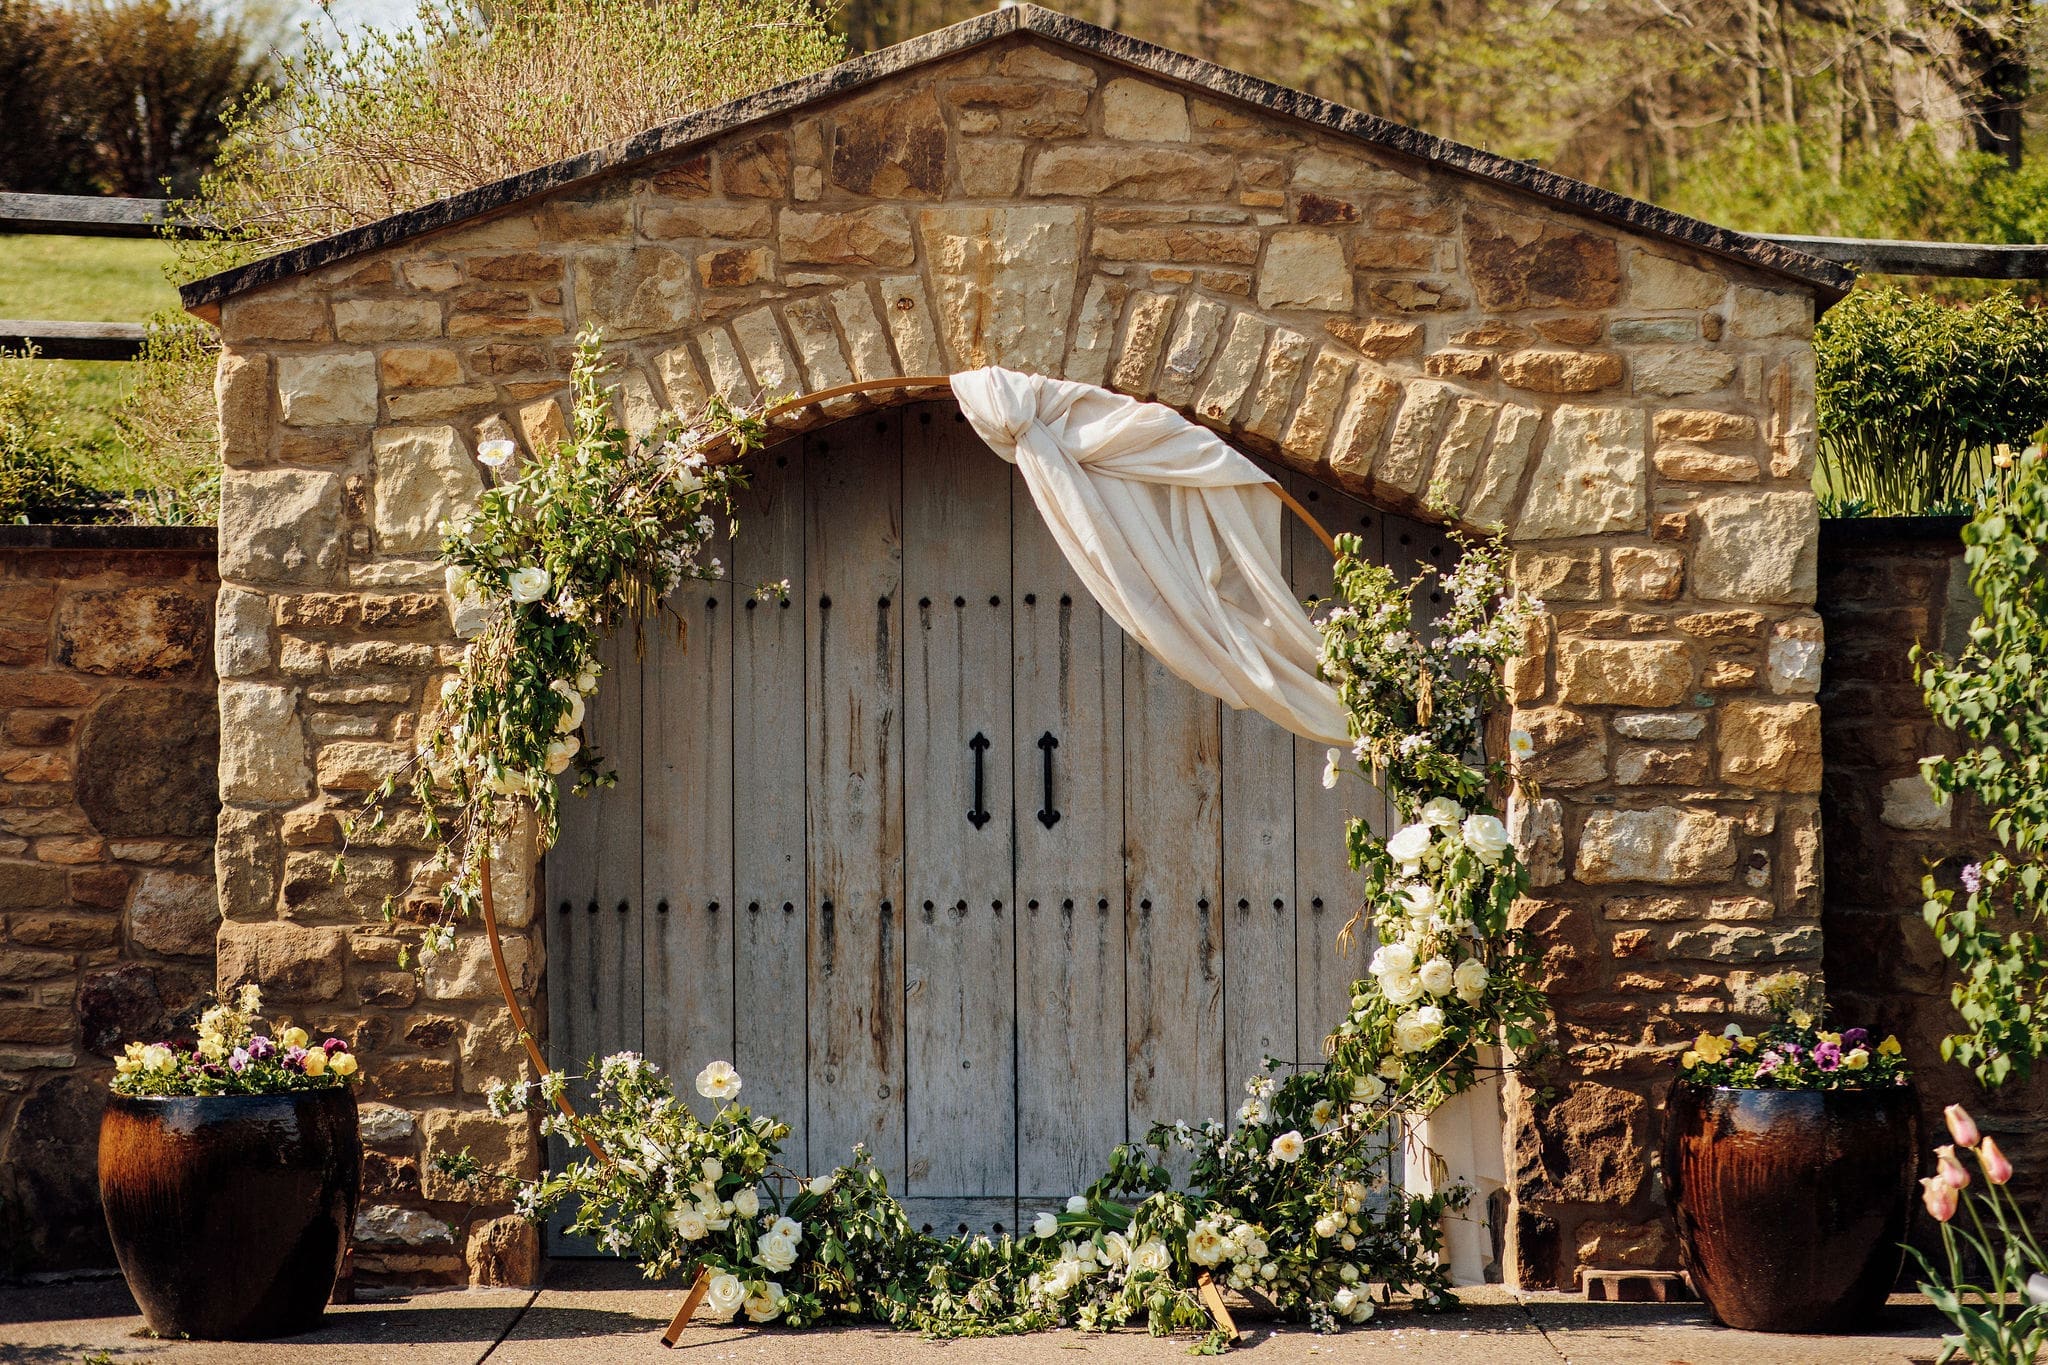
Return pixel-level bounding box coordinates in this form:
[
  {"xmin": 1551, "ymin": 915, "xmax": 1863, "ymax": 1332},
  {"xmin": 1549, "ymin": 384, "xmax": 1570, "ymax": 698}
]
[
  {"xmin": 1938, "ymin": 1145, "xmax": 1973, "ymax": 1190},
  {"xmin": 1980, "ymin": 1135, "xmax": 2014, "ymax": 1186},
  {"xmin": 1922, "ymin": 1175, "xmax": 1959, "ymax": 1223},
  {"xmin": 1946, "ymin": 1104, "xmax": 1982, "ymax": 1148}
]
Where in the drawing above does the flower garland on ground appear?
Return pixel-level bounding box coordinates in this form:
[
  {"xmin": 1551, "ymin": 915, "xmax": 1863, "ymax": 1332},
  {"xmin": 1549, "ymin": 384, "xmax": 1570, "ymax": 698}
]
[{"xmin": 374, "ymin": 336, "xmax": 1546, "ymax": 1350}]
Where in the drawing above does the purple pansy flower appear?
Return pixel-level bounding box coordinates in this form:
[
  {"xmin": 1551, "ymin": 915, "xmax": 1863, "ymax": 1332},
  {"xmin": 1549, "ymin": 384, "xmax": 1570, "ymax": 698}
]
[
  {"xmin": 283, "ymin": 1046, "xmax": 308, "ymax": 1072},
  {"xmin": 1963, "ymin": 862, "xmax": 1984, "ymax": 895},
  {"xmin": 229, "ymin": 1047, "xmax": 251, "ymax": 1073},
  {"xmin": 323, "ymin": 1038, "xmax": 349, "ymax": 1055},
  {"xmin": 1814, "ymin": 1041, "xmax": 1842, "ymax": 1071},
  {"xmin": 247, "ymin": 1035, "xmax": 275, "ymax": 1061},
  {"xmin": 1756, "ymin": 1051, "xmax": 1783, "ymax": 1075},
  {"xmin": 1842, "ymin": 1027, "xmax": 1868, "ymax": 1049}
]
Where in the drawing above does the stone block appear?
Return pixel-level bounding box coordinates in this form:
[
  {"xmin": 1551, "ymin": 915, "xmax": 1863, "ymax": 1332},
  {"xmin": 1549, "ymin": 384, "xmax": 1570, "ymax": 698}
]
[
  {"xmin": 1500, "ymin": 350, "xmax": 1622, "ymax": 394},
  {"xmin": 1467, "ymin": 404, "xmax": 1542, "ymax": 529},
  {"xmin": 1767, "ymin": 618, "xmax": 1823, "ymax": 694},
  {"xmin": 1281, "ymin": 350, "xmax": 1354, "ymax": 461},
  {"xmin": 421, "ymin": 1107, "xmax": 535, "ymax": 1199},
  {"xmin": 781, "ymin": 297, "xmax": 855, "ymax": 392},
  {"xmin": 1194, "ymin": 312, "xmax": 1267, "ymax": 426},
  {"xmin": 424, "ymin": 932, "xmax": 532, "ymax": 1000},
  {"xmin": 467, "ymin": 1215, "xmax": 540, "ymax": 1288},
  {"xmin": 571, "ymin": 249, "xmax": 691, "ymax": 339},
  {"xmin": 878, "ymin": 274, "xmax": 946, "ymax": 376},
  {"xmin": 1241, "ymin": 327, "xmax": 1312, "ymax": 443},
  {"xmin": 1465, "ymin": 210, "xmax": 1621, "ymax": 311},
  {"xmin": 127, "ymin": 870, "xmax": 219, "ymax": 957},
  {"xmin": 1514, "ymin": 406, "xmax": 1646, "ymax": 541},
  {"xmin": 276, "ymin": 353, "xmax": 378, "ymax": 428},
  {"xmin": 222, "ymin": 296, "xmax": 330, "ymax": 344},
  {"xmin": 1374, "ymin": 379, "xmax": 1453, "ymax": 493},
  {"xmin": 1508, "ymin": 795, "xmax": 1564, "ymax": 887},
  {"xmin": 780, "ymin": 207, "xmax": 915, "ymax": 267},
  {"xmin": 1103, "ymin": 78, "xmax": 1190, "ymax": 140},
  {"xmin": 1692, "ymin": 493, "xmax": 1818, "ymax": 604},
  {"xmin": 920, "ymin": 206, "xmax": 1081, "ymax": 373},
  {"xmin": 1155, "ymin": 296, "xmax": 1227, "ymax": 408},
  {"xmin": 730, "ymin": 308, "xmax": 798, "ymax": 393},
  {"xmin": 1558, "ymin": 638, "xmax": 1692, "ymax": 706},
  {"xmin": 1513, "ymin": 705, "xmax": 1608, "ymax": 787},
  {"xmin": 830, "ymin": 87, "xmax": 948, "ymax": 199},
  {"xmin": 354, "ymin": 1205, "xmax": 454, "ymax": 1247},
  {"xmin": 216, "ymin": 351, "xmax": 271, "ymax": 466},
  {"xmin": 1610, "ymin": 545, "xmax": 1684, "ymax": 601},
  {"xmin": 373, "ymin": 426, "xmax": 483, "ymax": 557},
  {"xmin": 219, "ymin": 468, "xmax": 345, "ymax": 588},
  {"xmin": 359, "ymin": 1102, "xmax": 418, "ymax": 1145},
  {"xmin": 1613, "ymin": 711, "xmax": 1705, "ymax": 742},
  {"xmin": 335, "ymin": 299, "xmax": 441, "ymax": 342},
  {"xmin": 1628, "ymin": 252, "xmax": 1724, "ymax": 310},
  {"xmin": 1719, "ymin": 700, "xmax": 1822, "ymax": 791},
  {"xmin": 218, "ymin": 682, "xmax": 311, "ymax": 804},
  {"xmin": 1730, "ymin": 286, "xmax": 1813, "ymax": 339},
  {"xmin": 1027, "ymin": 145, "xmax": 1233, "ymax": 198},
  {"xmin": 216, "ymin": 919, "xmax": 346, "ymax": 1000},
  {"xmin": 54, "ymin": 589, "xmax": 208, "ymax": 679},
  {"xmin": 1575, "ymin": 808, "xmax": 1737, "ymax": 884},
  {"xmin": 379, "ymin": 348, "xmax": 463, "ymax": 389},
  {"xmin": 1256, "ymin": 231, "xmax": 1352, "ymax": 312},
  {"xmin": 1634, "ymin": 346, "xmax": 1736, "ymax": 397},
  {"xmin": 1881, "ymin": 775, "xmax": 1950, "ymax": 830},
  {"xmin": 827, "ymin": 284, "xmax": 896, "ymax": 382},
  {"xmin": 216, "ymin": 587, "xmax": 273, "ymax": 678}
]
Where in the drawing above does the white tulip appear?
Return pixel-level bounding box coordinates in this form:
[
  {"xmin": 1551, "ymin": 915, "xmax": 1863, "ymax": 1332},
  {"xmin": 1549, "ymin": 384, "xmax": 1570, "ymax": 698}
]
[
  {"xmin": 807, "ymin": 1173, "xmax": 834, "ymax": 1196},
  {"xmin": 508, "ymin": 566, "xmax": 551, "ymax": 603},
  {"xmin": 1033, "ymin": 1212, "xmax": 1059, "ymax": 1239},
  {"xmin": 1322, "ymin": 748, "xmax": 1342, "ymax": 789},
  {"xmin": 1066, "ymin": 1194, "xmax": 1088, "ymax": 1213}
]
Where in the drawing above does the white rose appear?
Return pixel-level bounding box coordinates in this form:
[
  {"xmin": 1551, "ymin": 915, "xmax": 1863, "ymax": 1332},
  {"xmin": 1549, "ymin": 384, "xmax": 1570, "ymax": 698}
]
[
  {"xmin": 694, "ymin": 1060, "xmax": 742, "ymax": 1101},
  {"xmin": 477, "ymin": 438, "xmax": 517, "ymax": 469},
  {"xmin": 1269, "ymin": 1130, "xmax": 1305, "ymax": 1163},
  {"xmin": 1421, "ymin": 796, "xmax": 1464, "ymax": 829},
  {"xmin": 1101, "ymin": 1231, "xmax": 1131, "ymax": 1265},
  {"xmin": 1369, "ymin": 942, "xmax": 1415, "ymax": 979},
  {"xmin": 550, "ymin": 679, "xmax": 586, "ymax": 733},
  {"xmin": 1385, "ymin": 822, "xmax": 1432, "ymax": 866},
  {"xmin": 444, "ymin": 564, "xmax": 474, "ymax": 600},
  {"xmin": 1461, "ymin": 813, "xmax": 1511, "ymax": 865},
  {"xmin": 508, "ymin": 566, "xmax": 551, "ymax": 603},
  {"xmin": 702, "ymin": 1272, "xmax": 747, "ymax": 1323},
  {"xmin": 743, "ymin": 1281, "xmax": 783, "ymax": 1323},
  {"xmin": 1332, "ymin": 1286, "xmax": 1358, "ymax": 1315},
  {"xmin": 545, "ymin": 735, "xmax": 580, "ymax": 775},
  {"xmin": 486, "ymin": 765, "xmax": 533, "ymax": 797},
  {"xmin": 1066, "ymin": 1194, "xmax": 1088, "ymax": 1213},
  {"xmin": 1379, "ymin": 970, "xmax": 1425, "ymax": 1007},
  {"xmin": 1187, "ymin": 1222, "xmax": 1228, "ymax": 1267},
  {"xmin": 1314, "ymin": 1213, "xmax": 1341, "ymax": 1239},
  {"xmin": 1034, "ymin": 1212, "xmax": 1059, "ymax": 1239},
  {"xmin": 1350, "ymin": 1072, "xmax": 1386, "ymax": 1103},
  {"xmin": 1418, "ymin": 957, "xmax": 1457, "ymax": 997},
  {"xmin": 1398, "ymin": 881, "xmax": 1437, "ymax": 916},
  {"xmin": 670, "ymin": 1208, "xmax": 708, "ymax": 1240},
  {"xmin": 1455, "ymin": 957, "xmax": 1490, "ymax": 1004},
  {"xmin": 733, "ymin": 1188, "xmax": 759, "ymax": 1218},
  {"xmin": 755, "ymin": 1231, "xmax": 798, "ymax": 1273},
  {"xmin": 576, "ymin": 663, "xmax": 600, "ymax": 694},
  {"xmin": 807, "ymin": 1174, "xmax": 834, "ymax": 1196},
  {"xmin": 1131, "ymin": 1240, "xmax": 1171, "ymax": 1275},
  {"xmin": 1393, "ymin": 1005, "xmax": 1446, "ymax": 1054}
]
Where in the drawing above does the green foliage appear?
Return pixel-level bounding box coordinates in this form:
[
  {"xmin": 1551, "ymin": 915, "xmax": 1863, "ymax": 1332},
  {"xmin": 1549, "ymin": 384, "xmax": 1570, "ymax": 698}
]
[
  {"xmin": 1909, "ymin": 1116, "xmax": 2047, "ymax": 1365},
  {"xmin": 1814, "ymin": 287, "xmax": 2048, "ymax": 516},
  {"xmin": 177, "ymin": 0, "xmax": 844, "ymax": 278},
  {"xmin": 1918, "ymin": 440, "xmax": 2048, "ymax": 1084},
  {"xmin": 0, "ymin": 0, "xmax": 270, "ymax": 197},
  {"xmin": 110, "ymin": 311, "xmax": 221, "ymax": 524},
  {"xmin": 0, "ymin": 347, "xmax": 94, "ymax": 522}
]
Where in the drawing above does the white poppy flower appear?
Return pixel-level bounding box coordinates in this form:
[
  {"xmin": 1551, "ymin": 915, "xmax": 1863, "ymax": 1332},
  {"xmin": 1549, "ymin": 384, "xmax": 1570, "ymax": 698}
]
[
  {"xmin": 508, "ymin": 566, "xmax": 551, "ymax": 603},
  {"xmin": 1508, "ymin": 728, "xmax": 1535, "ymax": 761},
  {"xmin": 702, "ymin": 1272, "xmax": 747, "ymax": 1322},
  {"xmin": 694, "ymin": 1060, "xmax": 742, "ymax": 1101},
  {"xmin": 1454, "ymin": 957, "xmax": 1489, "ymax": 1004},
  {"xmin": 477, "ymin": 438, "xmax": 517, "ymax": 469},
  {"xmin": 769, "ymin": 1216, "xmax": 801, "ymax": 1243},
  {"xmin": 1418, "ymin": 957, "xmax": 1457, "ymax": 997},
  {"xmin": 1462, "ymin": 813, "xmax": 1511, "ymax": 864},
  {"xmin": 549, "ymin": 679, "xmax": 586, "ymax": 732},
  {"xmin": 1269, "ymin": 1130, "xmax": 1305, "ymax": 1164},
  {"xmin": 1385, "ymin": 822, "xmax": 1432, "ymax": 866}
]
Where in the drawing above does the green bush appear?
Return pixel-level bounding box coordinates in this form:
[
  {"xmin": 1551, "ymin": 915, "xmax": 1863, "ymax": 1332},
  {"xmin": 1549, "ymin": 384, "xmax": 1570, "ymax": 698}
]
[
  {"xmin": 112, "ymin": 312, "xmax": 219, "ymax": 525},
  {"xmin": 0, "ymin": 349, "xmax": 95, "ymax": 522},
  {"xmin": 1814, "ymin": 287, "xmax": 2048, "ymax": 516}
]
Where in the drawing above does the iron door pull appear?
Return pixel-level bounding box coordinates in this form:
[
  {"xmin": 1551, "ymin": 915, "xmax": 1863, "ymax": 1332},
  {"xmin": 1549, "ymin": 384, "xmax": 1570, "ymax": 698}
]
[
  {"xmin": 1037, "ymin": 731, "xmax": 1061, "ymax": 828},
  {"xmin": 968, "ymin": 733, "xmax": 991, "ymax": 829}
]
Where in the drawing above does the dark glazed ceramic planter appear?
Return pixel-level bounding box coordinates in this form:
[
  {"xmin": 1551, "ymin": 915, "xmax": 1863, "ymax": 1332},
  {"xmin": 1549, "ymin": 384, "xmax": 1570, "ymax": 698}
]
[
  {"xmin": 1664, "ymin": 1080, "xmax": 1918, "ymax": 1332},
  {"xmin": 99, "ymin": 1087, "xmax": 360, "ymax": 1339}
]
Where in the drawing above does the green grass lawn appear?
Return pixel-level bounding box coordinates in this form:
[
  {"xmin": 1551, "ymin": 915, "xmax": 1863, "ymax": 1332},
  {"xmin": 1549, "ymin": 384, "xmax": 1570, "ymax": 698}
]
[{"xmin": 1, "ymin": 233, "xmax": 185, "ymax": 499}]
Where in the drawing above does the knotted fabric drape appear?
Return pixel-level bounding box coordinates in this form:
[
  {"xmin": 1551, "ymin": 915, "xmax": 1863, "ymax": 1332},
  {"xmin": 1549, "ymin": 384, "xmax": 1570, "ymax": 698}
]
[{"xmin": 952, "ymin": 367, "xmax": 1350, "ymax": 747}]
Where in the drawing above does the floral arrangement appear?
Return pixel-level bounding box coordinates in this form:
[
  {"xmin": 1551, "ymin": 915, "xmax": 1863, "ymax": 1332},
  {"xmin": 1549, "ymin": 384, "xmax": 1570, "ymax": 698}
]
[
  {"xmin": 110, "ymin": 987, "xmax": 360, "ymax": 1097},
  {"xmin": 1913, "ymin": 1103, "xmax": 2048, "ymax": 1365},
  {"xmin": 1671, "ymin": 973, "xmax": 1909, "ymax": 1091},
  {"xmin": 350, "ymin": 330, "xmax": 767, "ymax": 965}
]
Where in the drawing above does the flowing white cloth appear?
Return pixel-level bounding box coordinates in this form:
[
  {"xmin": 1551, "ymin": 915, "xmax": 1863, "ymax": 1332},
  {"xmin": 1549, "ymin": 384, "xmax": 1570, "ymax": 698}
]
[{"xmin": 952, "ymin": 367, "xmax": 1350, "ymax": 747}]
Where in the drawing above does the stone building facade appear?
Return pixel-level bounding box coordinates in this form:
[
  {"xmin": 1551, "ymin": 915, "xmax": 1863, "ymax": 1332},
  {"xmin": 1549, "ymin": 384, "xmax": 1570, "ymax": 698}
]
[
  {"xmin": 179, "ymin": 6, "xmax": 1849, "ymax": 1289},
  {"xmin": 0, "ymin": 528, "xmax": 220, "ymax": 1272}
]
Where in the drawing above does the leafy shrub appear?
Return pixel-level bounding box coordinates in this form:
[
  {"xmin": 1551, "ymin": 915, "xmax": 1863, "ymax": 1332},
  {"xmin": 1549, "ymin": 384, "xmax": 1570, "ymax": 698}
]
[
  {"xmin": 0, "ymin": 348, "xmax": 94, "ymax": 522},
  {"xmin": 1814, "ymin": 287, "xmax": 2048, "ymax": 516},
  {"xmin": 176, "ymin": 0, "xmax": 843, "ymax": 278},
  {"xmin": 1917, "ymin": 437, "xmax": 2048, "ymax": 1084},
  {"xmin": 111, "ymin": 311, "xmax": 220, "ymax": 525}
]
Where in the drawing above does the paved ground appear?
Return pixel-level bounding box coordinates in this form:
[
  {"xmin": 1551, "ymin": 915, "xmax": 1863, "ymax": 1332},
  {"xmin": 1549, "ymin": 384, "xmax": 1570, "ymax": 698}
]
[{"xmin": 0, "ymin": 1261, "xmax": 1953, "ymax": 1365}]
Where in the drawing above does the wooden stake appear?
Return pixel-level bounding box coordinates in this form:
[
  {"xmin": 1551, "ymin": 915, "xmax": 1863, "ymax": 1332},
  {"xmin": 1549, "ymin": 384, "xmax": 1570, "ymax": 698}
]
[
  {"xmin": 660, "ymin": 1266, "xmax": 712, "ymax": 1347},
  {"xmin": 1197, "ymin": 1271, "xmax": 1240, "ymax": 1341}
]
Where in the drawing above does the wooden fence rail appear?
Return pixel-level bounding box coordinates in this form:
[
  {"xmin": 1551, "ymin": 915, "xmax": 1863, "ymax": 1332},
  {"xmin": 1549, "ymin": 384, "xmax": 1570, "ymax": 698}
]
[
  {"xmin": 1, "ymin": 320, "xmax": 148, "ymax": 361},
  {"xmin": 0, "ymin": 192, "xmax": 208, "ymax": 238}
]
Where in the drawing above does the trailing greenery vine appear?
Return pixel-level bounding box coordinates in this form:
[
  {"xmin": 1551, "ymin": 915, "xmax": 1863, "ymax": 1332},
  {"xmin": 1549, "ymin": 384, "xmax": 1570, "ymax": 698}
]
[{"xmin": 375, "ymin": 334, "xmax": 1546, "ymax": 1347}]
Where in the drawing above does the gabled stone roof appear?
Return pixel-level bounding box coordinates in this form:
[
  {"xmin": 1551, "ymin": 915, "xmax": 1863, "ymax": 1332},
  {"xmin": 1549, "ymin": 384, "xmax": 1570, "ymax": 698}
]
[{"xmin": 179, "ymin": 4, "xmax": 1852, "ymax": 318}]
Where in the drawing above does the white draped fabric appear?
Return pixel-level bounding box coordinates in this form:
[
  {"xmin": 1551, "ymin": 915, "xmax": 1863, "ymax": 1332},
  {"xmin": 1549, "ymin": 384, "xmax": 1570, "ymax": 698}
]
[{"xmin": 951, "ymin": 367, "xmax": 1350, "ymax": 748}]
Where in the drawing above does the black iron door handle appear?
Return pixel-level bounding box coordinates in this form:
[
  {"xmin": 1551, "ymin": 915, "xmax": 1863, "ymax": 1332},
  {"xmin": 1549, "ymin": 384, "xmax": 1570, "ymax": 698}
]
[
  {"xmin": 968, "ymin": 732, "xmax": 991, "ymax": 829},
  {"xmin": 1037, "ymin": 731, "xmax": 1061, "ymax": 829}
]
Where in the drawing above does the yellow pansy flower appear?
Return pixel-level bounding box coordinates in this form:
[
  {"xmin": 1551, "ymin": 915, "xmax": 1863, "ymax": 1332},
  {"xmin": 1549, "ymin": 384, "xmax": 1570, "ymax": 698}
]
[
  {"xmin": 303, "ymin": 1049, "xmax": 328, "ymax": 1078},
  {"xmin": 1681, "ymin": 1050, "xmax": 1701, "ymax": 1069},
  {"xmin": 1843, "ymin": 1049, "xmax": 1870, "ymax": 1070},
  {"xmin": 1877, "ymin": 1035, "xmax": 1903, "ymax": 1056},
  {"xmin": 1819, "ymin": 1031, "xmax": 1843, "ymax": 1047},
  {"xmin": 1790, "ymin": 1010, "xmax": 1815, "ymax": 1029},
  {"xmin": 1738, "ymin": 1036, "xmax": 1759, "ymax": 1054},
  {"xmin": 1693, "ymin": 1032, "xmax": 1732, "ymax": 1063},
  {"xmin": 280, "ymin": 1026, "xmax": 310, "ymax": 1050}
]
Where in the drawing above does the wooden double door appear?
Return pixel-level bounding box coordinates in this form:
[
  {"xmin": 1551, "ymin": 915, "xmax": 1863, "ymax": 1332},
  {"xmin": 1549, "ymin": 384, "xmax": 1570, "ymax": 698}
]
[{"xmin": 546, "ymin": 404, "xmax": 1447, "ymax": 1237}]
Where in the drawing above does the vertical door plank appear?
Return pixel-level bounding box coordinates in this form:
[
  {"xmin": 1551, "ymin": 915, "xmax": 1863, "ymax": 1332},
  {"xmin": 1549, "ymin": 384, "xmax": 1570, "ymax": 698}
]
[
  {"xmin": 642, "ymin": 525, "xmax": 735, "ymax": 1115},
  {"xmin": 1123, "ymin": 642, "xmax": 1225, "ymax": 1145},
  {"xmin": 1220, "ymin": 494, "xmax": 1299, "ymax": 1094},
  {"xmin": 593, "ymin": 630, "xmax": 644, "ymax": 1062},
  {"xmin": 1288, "ymin": 474, "xmax": 1385, "ymax": 1066},
  {"xmin": 1013, "ymin": 470, "xmax": 1127, "ymax": 1204},
  {"xmin": 902, "ymin": 405, "xmax": 1015, "ymax": 1212},
  {"xmin": 805, "ymin": 414, "xmax": 908, "ymax": 1187},
  {"xmin": 731, "ymin": 450, "xmax": 812, "ymax": 1166}
]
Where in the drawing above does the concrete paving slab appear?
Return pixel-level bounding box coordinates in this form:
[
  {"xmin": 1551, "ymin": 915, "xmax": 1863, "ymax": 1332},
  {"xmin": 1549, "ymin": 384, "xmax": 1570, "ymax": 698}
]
[
  {"xmin": 1519, "ymin": 1293, "xmax": 1949, "ymax": 1365},
  {"xmin": 0, "ymin": 1271, "xmax": 531, "ymax": 1365}
]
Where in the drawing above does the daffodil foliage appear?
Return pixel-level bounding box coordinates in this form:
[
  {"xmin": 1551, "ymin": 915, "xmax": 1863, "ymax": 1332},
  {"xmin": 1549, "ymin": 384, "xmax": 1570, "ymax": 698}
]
[
  {"xmin": 1919, "ymin": 435, "xmax": 2048, "ymax": 1085},
  {"xmin": 396, "ymin": 334, "xmax": 1550, "ymax": 1348}
]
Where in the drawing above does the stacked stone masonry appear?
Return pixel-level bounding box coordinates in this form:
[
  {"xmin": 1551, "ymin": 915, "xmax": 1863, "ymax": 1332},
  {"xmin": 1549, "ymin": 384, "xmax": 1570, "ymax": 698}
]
[
  {"xmin": 199, "ymin": 29, "xmax": 1829, "ymax": 1289},
  {"xmin": 0, "ymin": 535, "xmax": 219, "ymax": 1271}
]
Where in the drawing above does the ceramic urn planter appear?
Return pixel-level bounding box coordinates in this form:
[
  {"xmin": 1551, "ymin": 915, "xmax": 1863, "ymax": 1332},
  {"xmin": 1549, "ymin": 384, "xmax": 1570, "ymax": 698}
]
[
  {"xmin": 1664, "ymin": 1080, "xmax": 1919, "ymax": 1332},
  {"xmin": 99, "ymin": 1086, "xmax": 361, "ymax": 1339}
]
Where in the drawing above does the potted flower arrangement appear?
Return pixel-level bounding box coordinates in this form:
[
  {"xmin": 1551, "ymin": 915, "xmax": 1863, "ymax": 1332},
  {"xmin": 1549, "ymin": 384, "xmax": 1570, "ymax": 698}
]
[
  {"xmin": 1662, "ymin": 972, "xmax": 1917, "ymax": 1332},
  {"xmin": 99, "ymin": 986, "xmax": 363, "ymax": 1340}
]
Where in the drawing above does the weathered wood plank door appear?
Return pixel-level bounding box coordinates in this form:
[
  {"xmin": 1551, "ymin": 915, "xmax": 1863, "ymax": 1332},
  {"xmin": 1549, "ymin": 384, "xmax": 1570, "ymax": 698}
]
[{"xmin": 545, "ymin": 402, "xmax": 1446, "ymax": 1247}]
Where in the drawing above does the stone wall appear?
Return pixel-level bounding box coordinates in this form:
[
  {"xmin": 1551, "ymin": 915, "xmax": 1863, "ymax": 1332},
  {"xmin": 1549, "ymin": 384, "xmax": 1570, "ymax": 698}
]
[
  {"xmin": 1818, "ymin": 517, "xmax": 2048, "ymax": 1238},
  {"xmin": 191, "ymin": 22, "xmax": 1831, "ymax": 1290},
  {"xmin": 0, "ymin": 528, "xmax": 219, "ymax": 1273}
]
